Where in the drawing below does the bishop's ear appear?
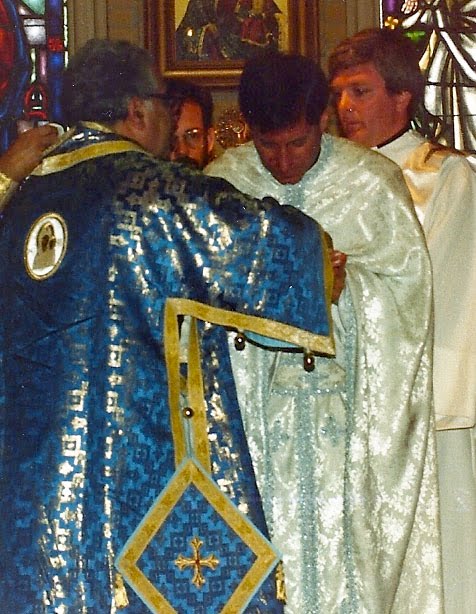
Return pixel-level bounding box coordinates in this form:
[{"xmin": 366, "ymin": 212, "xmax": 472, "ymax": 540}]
[{"xmin": 126, "ymin": 96, "xmax": 148, "ymax": 130}]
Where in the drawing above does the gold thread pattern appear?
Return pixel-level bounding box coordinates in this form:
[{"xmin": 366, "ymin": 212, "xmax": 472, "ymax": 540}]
[
  {"xmin": 116, "ymin": 458, "xmax": 280, "ymax": 613},
  {"xmin": 32, "ymin": 140, "xmax": 146, "ymax": 176},
  {"xmin": 175, "ymin": 536, "xmax": 220, "ymax": 589},
  {"xmin": 164, "ymin": 298, "xmax": 335, "ymax": 470},
  {"xmin": 0, "ymin": 171, "xmax": 17, "ymax": 212}
]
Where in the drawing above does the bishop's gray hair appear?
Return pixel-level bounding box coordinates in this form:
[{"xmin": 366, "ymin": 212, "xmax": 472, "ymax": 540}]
[{"xmin": 62, "ymin": 39, "xmax": 160, "ymax": 125}]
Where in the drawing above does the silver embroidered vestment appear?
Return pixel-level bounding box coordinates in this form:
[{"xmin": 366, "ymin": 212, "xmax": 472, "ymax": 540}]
[
  {"xmin": 0, "ymin": 124, "xmax": 333, "ymax": 612},
  {"xmin": 206, "ymin": 133, "xmax": 443, "ymax": 614}
]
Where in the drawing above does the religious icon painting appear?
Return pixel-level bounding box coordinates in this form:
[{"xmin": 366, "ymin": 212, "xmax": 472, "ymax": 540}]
[
  {"xmin": 145, "ymin": 1, "xmax": 319, "ymax": 86},
  {"xmin": 24, "ymin": 211, "xmax": 68, "ymax": 280},
  {"xmin": 174, "ymin": 0, "xmax": 285, "ymax": 63},
  {"xmin": 116, "ymin": 457, "xmax": 281, "ymax": 613}
]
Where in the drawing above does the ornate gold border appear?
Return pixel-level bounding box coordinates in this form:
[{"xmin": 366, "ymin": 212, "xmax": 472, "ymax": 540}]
[
  {"xmin": 145, "ymin": 1, "xmax": 320, "ymax": 87},
  {"xmin": 23, "ymin": 212, "xmax": 69, "ymax": 281},
  {"xmin": 120, "ymin": 293, "xmax": 333, "ymax": 610},
  {"xmin": 31, "ymin": 124, "xmax": 145, "ymax": 177},
  {"xmin": 0, "ymin": 172, "xmax": 17, "ymax": 212},
  {"xmin": 116, "ymin": 458, "xmax": 280, "ymax": 613},
  {"xmin": 164, "ymin": 297, "xmax": 335, "ymax": 469}
]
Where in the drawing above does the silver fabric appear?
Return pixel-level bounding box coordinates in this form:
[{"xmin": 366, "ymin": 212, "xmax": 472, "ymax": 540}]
[{"xmin": 206, "ymin": 133, "xmax": 443, "ymax": 613}]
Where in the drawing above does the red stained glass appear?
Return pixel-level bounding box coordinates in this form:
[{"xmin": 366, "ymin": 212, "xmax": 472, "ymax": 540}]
[
  {"xmin": 0, "ymin": 2, "xmax": 15, "ymax": 98},
  {"xmin": 0, "ymin": 0, "xmax": 67, "ymax": 150}
]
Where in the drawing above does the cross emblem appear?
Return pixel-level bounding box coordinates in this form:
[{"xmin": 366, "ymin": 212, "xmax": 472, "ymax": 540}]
[
  {"xmin": 384, "ymin": 15, "xmax": 400, "ymax": 30},
  {"xmin": 175, "ymin": 536, "xmax": 220, "ymax": 588}
]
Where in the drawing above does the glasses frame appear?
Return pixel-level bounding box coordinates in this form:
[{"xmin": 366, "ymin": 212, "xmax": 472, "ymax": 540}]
[
  {"xmin": 173, "ymin": 128, "xmax": 207, "ymax": 152},
  {"xmin": 147, "ymin": 92, "xmax": 172, "ymax": 105}
]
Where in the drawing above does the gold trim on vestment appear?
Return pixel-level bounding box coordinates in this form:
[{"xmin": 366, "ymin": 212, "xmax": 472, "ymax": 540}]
[
  {"xmin": 187, "ymin": 316, "xmax": 211, "ymax": 473},
  {"xmin": 164, "ymin": 298, "xmax": 335, "ymax": 470},
  {"xmin": 322, "ymin": 228, "xmax": 336, "ymax": 328},
  {"xmin": 0, "ymin": 172, "xmax": 17, "ymax": 212},
  {"xmin": 32, "ymin": 140, "xmax": 147, "ymax": 176},
  {"xmin": 116, "ymin": 458, "xmax": 280, "ymax": 613}
]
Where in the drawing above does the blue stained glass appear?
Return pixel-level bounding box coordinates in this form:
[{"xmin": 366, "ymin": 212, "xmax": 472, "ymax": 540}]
[{"xmin": 0, "ymin": 0, "xmax": 67, "ymax": 151}]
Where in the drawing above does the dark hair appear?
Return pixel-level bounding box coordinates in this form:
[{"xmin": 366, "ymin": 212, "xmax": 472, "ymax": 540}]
[
  {"xmin": 239, "ymin": 51, "xmax": 329, "ymax": 132},
  {"xmin": 165, "ymin": 79, "xmax": 214, "ymax": 130},
  {"xmin": 328, "ymin": 28, "xmax": 425, "ymax": 117},
  {"xmin": 62, "ymin": 39, "xmax": 160, "ymax": 125}
]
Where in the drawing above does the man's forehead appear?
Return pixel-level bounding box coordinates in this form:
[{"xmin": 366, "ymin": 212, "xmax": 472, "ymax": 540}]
[
  {"xmin": 253, "ymin": 116, "xmax": 315, "ymax": 139},
  {"xmin": 177, "ymin": 100, "xmax": 204, "ymax": 123},
  {"xmin": 331, "ymin": 62, "xmax": 381, "ymax": 87}
]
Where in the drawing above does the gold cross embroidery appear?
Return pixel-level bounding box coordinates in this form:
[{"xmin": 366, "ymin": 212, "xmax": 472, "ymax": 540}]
[
  {"xmin": 175, "ymin": 536, "xmax": 220, "ymax": 588},
  {"xmin": 384, "ymin": 15, "xmax": 400, "ymax": 30}
]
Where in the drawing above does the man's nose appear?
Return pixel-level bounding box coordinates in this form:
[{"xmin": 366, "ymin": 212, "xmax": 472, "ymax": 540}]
[
  {"xmin": 172, "ymin": 135, "xmax": 190, "ymax": 158},
  {"xmin": 338, "ymin": 91, "xmax": 353, "ymax": 113},
  {"xmin": 276, "ymin": 148, "xmax": 292, "ymax": 172}
]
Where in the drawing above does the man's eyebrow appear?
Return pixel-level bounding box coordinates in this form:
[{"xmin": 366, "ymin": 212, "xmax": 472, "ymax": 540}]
[{"xmin": 333, "ymin": 78, "xmax": 365, "ymax": 86}]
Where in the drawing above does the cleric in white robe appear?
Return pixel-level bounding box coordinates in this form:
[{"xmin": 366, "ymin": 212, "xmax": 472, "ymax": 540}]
[{"xmin": 206, "ymin": 49, "xmax": 443, "ymax": 613}]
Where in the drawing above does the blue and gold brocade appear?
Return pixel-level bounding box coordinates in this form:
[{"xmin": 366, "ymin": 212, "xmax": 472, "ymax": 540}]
[{"xmin": 0, "ymin": 124, "xmax": 332, "ymax": 612}]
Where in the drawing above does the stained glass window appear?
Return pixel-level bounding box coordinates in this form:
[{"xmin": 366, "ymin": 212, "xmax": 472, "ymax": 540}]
[
  {"xmin": 0, "ymin": 0, "xmax": 67, "ymax": 151},
  {"xmin": 381, "ymin": 0, "xmax": 476, "ymax": 153}
]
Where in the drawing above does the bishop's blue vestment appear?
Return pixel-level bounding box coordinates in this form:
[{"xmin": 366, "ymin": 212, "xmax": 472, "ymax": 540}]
[{"xmin": 0, "ymin": 124, "xmax": 333, "ymax": 612}]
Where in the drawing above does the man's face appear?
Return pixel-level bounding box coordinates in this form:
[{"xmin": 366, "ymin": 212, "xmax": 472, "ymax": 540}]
[
  {"xmin": 170, "ymin": 100, "xmax": 214, "ymax": 169},
  {"xmin": 330, "ymin": 62, "xmax": 409, "ymax": 147},
  {"xmin": 251, "ymin": 114, "xmax": 327, "ymax": 185}
]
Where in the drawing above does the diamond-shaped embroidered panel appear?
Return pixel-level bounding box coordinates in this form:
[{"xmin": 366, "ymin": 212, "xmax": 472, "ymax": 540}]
[{"xmin": 116, "ymin": 458, "xmax": 279, "ymax": 613}]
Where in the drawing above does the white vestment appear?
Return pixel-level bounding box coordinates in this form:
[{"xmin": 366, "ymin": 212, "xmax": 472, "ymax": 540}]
[
  {"xmin": 380, "ymin": 129, "xmax": 476, "ymax": 614},
  {"xmin": 206, "ymin": 133, "xmax": 443, "ymax": 613}
]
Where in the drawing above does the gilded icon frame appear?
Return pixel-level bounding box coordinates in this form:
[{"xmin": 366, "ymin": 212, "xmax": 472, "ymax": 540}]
[{"xmin": 145, "ymin": 1, "xmax": 319, "ymax": 87}]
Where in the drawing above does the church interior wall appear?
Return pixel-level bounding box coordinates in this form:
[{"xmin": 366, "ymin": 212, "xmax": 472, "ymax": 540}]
[{"xmin": 66, "ymin": 0, "xmax": 379, "ymax": 136}]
